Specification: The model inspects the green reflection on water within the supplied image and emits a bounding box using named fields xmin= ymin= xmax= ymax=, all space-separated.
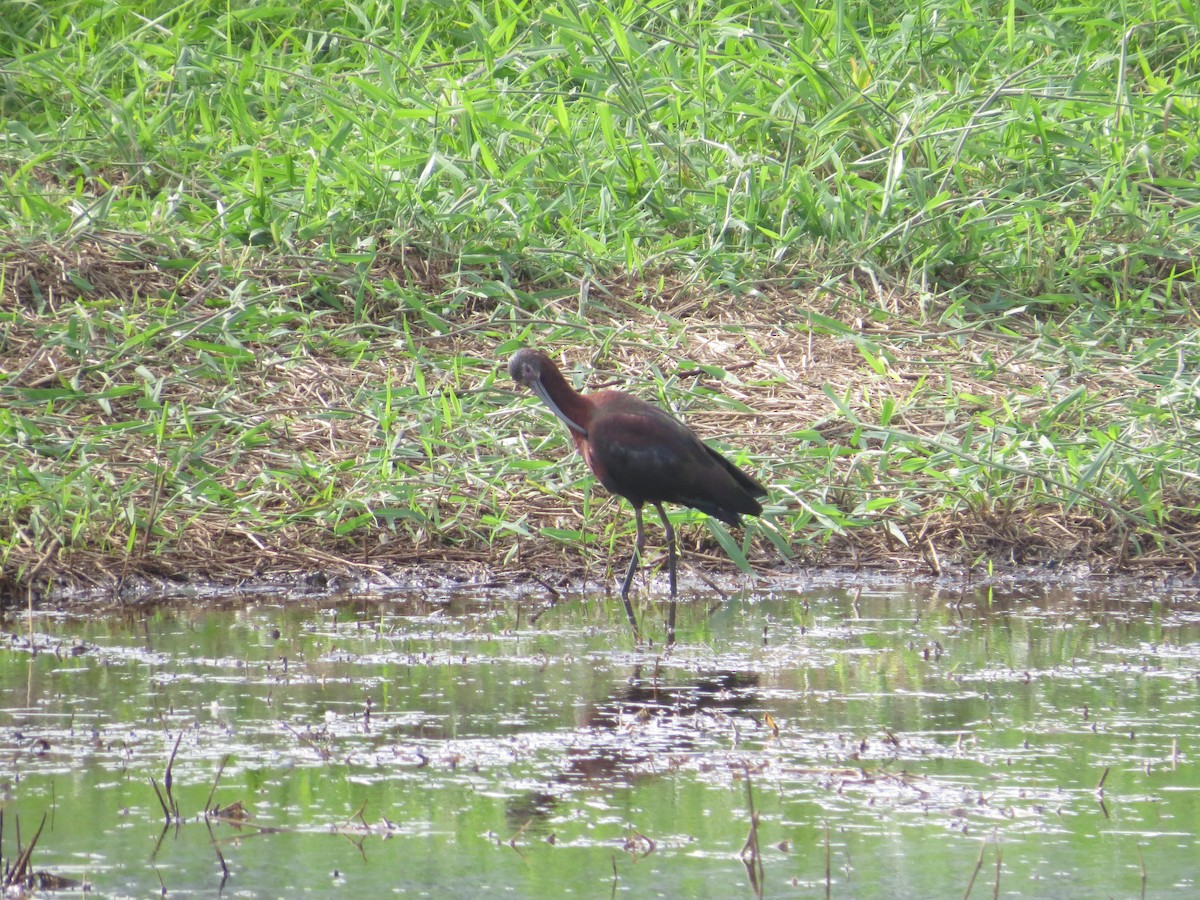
xmin=2 ymin=580 xmax=1199 ymax=898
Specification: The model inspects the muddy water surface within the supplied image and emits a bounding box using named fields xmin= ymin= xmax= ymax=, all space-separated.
xmin=2 ymin=577 xmax=1199 ymax=898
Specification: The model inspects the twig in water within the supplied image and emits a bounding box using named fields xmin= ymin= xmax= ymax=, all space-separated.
xmin=693 ymin=567 xmax=729 ymax=601
xmin=4 ymin=813 xmax=47 ymax=889
xmin=347 ymin=800 xmax=369 ymax=828
xmin=163 ymin=730 xmax=184 ymax=819
xmin=824 ymin=822 xmax=831 ymax=900
xmin=205 ymin=818 xmax=230 ymax=893
xmin=739 ymin=767 xmax=764 ymax=900
xmin=963 ymin=838 xmax=987 ymax=899
xmin=525 ymin=570 xmax=562 ymax=601
xmin=508 ymin=818 xmax=533 ymax=859
xmin=621 ymin=831 xmax=656 ymax=860
xmin=150 ymin=777 xmax=171 ymax=820
xmin=204 ymin=754 xmax=231 ymax=814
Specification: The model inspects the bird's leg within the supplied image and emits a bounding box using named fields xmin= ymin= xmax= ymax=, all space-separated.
xmin=619 ymin=504 xmax=645 ymax=641
xmin=653 ymin=502 xmax=677 ymax=645
xmin=652 ymin=503 xmax=677 ymax=597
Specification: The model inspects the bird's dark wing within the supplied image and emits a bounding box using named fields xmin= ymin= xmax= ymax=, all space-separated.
xmin=703 ymin=442 xmax=768 ymax=500
xmin=586 ymin=398 xmax=763 ymax=525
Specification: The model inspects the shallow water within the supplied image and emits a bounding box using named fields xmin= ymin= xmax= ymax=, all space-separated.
xmin=2 ymin=576 xmax=1199 ymax=898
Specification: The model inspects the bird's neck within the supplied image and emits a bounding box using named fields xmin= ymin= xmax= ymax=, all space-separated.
xmin=540 ymin=364 xmax=593 ymax=431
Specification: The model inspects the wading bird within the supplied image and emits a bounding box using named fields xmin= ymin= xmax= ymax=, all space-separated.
xmin=508 ymin=348 xmax=766 ymax=643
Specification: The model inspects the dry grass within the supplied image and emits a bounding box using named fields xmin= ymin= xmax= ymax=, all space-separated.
xmin=3 ymin=238 xmax=1198 ymax=604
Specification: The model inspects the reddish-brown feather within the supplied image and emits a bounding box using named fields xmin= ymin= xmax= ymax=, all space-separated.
xmin=509 ymin=347 xmax=767 ymax=643
xmin=508 ymin=349 xmax=765 ymax=521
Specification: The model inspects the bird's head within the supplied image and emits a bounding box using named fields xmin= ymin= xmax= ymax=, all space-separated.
xmin=508 ymin=348 xmax=550 ymax=387
xmin=508 ymin=348 xmax=588 ymax=436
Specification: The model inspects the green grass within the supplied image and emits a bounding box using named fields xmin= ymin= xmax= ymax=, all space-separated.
xmin=2 ymin=0 xmax=1199 ymax=600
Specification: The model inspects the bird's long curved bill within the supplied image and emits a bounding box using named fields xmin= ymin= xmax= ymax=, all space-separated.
xmin=530 ymin=381 xmax=587 ymax=436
